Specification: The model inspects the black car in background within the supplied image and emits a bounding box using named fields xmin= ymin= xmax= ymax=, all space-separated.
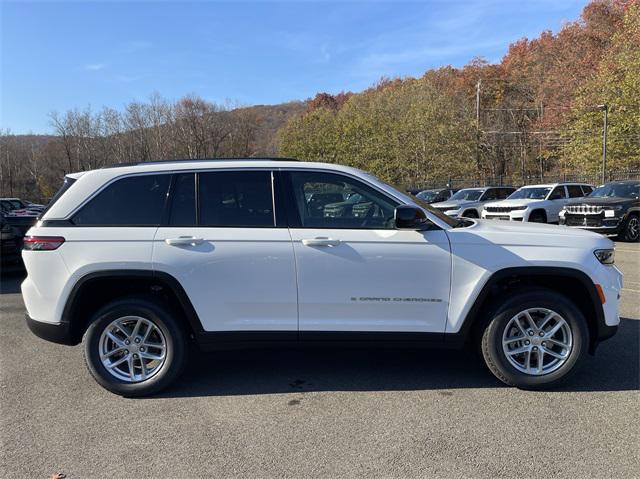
xmin=560 ymin=180 xmax=640 ymax=241
xmin=414 ymin=188 xmax=458 ymax=204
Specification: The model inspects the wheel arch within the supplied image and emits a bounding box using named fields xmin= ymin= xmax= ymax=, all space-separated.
xmin=528 ymin=209 xmax=548 ymax=222
xmin=62 ymin=270 xmax=203 ymax=345
xmin=459 ymin=267 xmax=606 ymax=354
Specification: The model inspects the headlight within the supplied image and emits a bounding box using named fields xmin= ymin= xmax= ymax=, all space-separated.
xmin=510 ymin=206 xmax=528 ymax=211
xmin=594 ymin=249 xmax=615 ymax=264
xmin=445 ymin=209 xmax=460 ymax=215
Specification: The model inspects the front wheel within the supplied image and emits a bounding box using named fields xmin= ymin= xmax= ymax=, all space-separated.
xmin=480 ymin=290 xmax=588 ymax=389
xmin=83 ymin=297 xmax=187 ymax=397
xmin=619 ymin=214 xmax=639 ymax=242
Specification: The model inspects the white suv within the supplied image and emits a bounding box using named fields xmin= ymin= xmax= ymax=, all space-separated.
xmin=482 ymin=183 xmax=593 ymax=223
xmin=22 ymin=160 xmax=622 ymax=396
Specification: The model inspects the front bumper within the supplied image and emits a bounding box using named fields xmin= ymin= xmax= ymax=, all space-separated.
xmin=560 ymin=213 xmax=624 ymax=234
xmin=25 ymin=314 xmax=75 ymax=346
xmin=481 ymin=211 xmax=526 ymax=221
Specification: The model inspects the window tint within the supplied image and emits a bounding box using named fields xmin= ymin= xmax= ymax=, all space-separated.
xmin=499 ymin=188 xmax=515 ymax=199
xmin=170 ymin=173 xmax=196 ymax=225
xmin=481 ymin=189 xmax=499 ymax=201
xmin=289 ymin=171 xmax=398 ymax=229
xmin=581 ymin=185 xmax=594 ymax=195
xmin=73 ymin=174 xmax=170 ymax=226
xmin=199 ymin=171 xmax=274 ymax=227
xmin=548 ymin=186 xmax=566 ymax=200
xmin=567 ymin=185 xmax=584 ymax=198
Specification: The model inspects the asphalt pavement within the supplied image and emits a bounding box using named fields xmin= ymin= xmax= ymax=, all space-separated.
xmin=1 ymin=242 xmax=638 ymax=478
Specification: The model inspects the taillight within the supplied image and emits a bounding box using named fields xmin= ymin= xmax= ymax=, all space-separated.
xmin=23 ymin=236 xmax=65 ymax=251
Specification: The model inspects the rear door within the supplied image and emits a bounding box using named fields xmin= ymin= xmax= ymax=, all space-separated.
xmin=152 ymin=170 xmax=297 ymax=334
xmin=283 ymin=169 xmax=451 ymax=335
xmin=546 ymin=186 xmax=569 ymax=222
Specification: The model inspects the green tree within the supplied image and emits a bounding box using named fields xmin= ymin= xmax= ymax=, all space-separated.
xmin=563 ymin=2 xmax=640 ymax=173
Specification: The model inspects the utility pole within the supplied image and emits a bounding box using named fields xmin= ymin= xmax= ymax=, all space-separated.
xmin=475 ymin=80 xmax=481 ymax=175
xmin=597 ymin=104 xmax=608 ymax=184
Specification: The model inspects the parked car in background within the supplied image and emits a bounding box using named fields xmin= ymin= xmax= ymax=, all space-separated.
xmin=559 ymin=180 xmax=640 ymax=242
xmin=0 ymin=197 xmax=45 ymax=214
xmin=0 ymin=217 xmax=22 ymax=266
xmin=415 ymin=188 xmax=458 ymax=204
xmin=482 ymin=183 xmax=593 ymax=223
xmin=431 ymin=186 xmax=516 ymax=218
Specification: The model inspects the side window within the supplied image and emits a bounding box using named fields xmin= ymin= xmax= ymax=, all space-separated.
xmin=567 ymin=185 xmax=584 ymax=198
xmin=289 ymin=171 xmax=398 ymax=229
xmin=199 ymin=171 xmax=274 ymax=227
xmin=548 ymin=186 xmax=566 ymax=200
xmin=169 ymin=173 xmax=196 ymax=225
xmin=581 ymin=185 xmax=594 ymax=195
xmin=499 ymin=188 xmax=515 ymax=199
xmin=482 ymin=189 xmax=498 ymax=201
xmin=73 ymin=174 xmax=170 ymax=226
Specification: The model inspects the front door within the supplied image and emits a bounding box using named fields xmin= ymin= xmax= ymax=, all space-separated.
xmin=153 ymin=170 xmax=297 ymax=333
xmin=283 ymin=170 xmax=451 ymax=335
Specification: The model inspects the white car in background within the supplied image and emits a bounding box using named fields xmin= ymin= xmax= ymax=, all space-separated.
xmin=482 ymin=183 xmax=594 ymax=223
xmin=431 ymin=186 xmax=516 ymax=218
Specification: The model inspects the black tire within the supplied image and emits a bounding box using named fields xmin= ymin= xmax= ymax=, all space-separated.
xmin=480 ymin=289 xmax=588 ymax=390
xmin=461 ymin=209 xmax=479 ymax=218
xmin=618 ymin=214 xmax=639 ymax=242
xmin=83 ymin=296 xmax=187 ymax=397
xmin=528 ymin=210 xmax=547 ymax=223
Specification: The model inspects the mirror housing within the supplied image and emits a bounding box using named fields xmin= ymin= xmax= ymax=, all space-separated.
xmin=394 ymin=205 xmax=431 ymax=230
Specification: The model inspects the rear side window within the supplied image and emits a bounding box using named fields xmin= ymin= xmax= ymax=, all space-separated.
xmin=198 ymin=171 xmax=274 ymax=227
xmin=73 ymin=174 xmax=170 ymax=226
xmin=548 ymin=186 xmax=566 ymax=200
xmin=581 ymin=185 xmax=594 ymax=195
xmin=567 ymin=185 xmax=584 ymax=198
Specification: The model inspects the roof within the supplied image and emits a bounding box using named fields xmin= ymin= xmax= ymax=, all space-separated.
xmin=519 ymin=182 xmax=591 ymax=188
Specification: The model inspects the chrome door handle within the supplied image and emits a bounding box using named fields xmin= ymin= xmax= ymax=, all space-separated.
xmin=301 ymin=237 xmax=341 ymax=247
xmin=165 ymin=236 xmax=204 ymax=246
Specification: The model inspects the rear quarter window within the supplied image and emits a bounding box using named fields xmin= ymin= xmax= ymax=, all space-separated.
xmin=72 ymin=174 xmax=170 ymax=226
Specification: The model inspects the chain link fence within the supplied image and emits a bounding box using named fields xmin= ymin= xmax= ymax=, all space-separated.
xmin=409 ymin=169 xmax=640 ymax=191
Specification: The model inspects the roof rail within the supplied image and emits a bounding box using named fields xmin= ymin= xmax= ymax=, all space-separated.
xmin=101 ymin=157 xmax=300 ymax=169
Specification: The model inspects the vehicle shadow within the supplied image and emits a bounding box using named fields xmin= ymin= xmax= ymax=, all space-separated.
xmin=0 ymin=270 xmax=25 ymax=294
xmin=157 ymin=317 xmax=639 ymax=399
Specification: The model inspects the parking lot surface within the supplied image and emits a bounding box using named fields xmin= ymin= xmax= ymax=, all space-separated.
xmin=1 ymin=242 xmax=638 ymax=478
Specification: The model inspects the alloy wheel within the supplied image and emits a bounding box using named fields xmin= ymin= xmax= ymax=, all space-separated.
xmin=501 ymin=308 xmax=572 ymax=376
xmin=98 ymin=316 xmax=167 ymax=382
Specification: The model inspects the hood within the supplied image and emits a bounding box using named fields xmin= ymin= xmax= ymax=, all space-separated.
xmin=431 ymin=200 xmax=474 ymax=209
xmin=565 ymin=197 xmax=633 ymax=207
xmin=450 ymin=218 xmax=612 ymax=249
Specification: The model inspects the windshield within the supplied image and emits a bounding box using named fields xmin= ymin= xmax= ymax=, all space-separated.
xmin=508 ymin=187 xmax=551 ymax=200
xmin=416 ymin=190 xmax=438 ymax=201
xmin=589 ymin=183 xmax=639 ymax=199
xmin=450 ymin=189 xmax=483 ymax=201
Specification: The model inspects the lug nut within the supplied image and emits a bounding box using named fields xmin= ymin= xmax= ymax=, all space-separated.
xmin=124 ymin=350 xmax=129 ymax=354
xmin=528 ymin=330 xmax=534 ymax=336
xmin=525 ymin=340 xmax=530 ymax=345
xmin=539 ymin=331 xmax=545 ymax=337
xmin=532 ymin=347 xmax=538 ymax=351
xmin=542 ymin=342 xmax=546 ymax=347
xmin=139 ymin=347 xmax=145 ymax=352
xmin=133 ymin=354 xmax=138 ymax=358
xmin=125 ymin=339 xmax=130 ymax=345
xmin=134 ymin=338 xmax=140 ymax=343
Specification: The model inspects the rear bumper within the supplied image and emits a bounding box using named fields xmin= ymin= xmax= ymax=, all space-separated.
xmin=25 ymin=314 xmax=75 ymax=346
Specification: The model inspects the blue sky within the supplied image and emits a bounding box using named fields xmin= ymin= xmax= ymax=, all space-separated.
xmin=1 ymin=0 xmax=588 ymax=134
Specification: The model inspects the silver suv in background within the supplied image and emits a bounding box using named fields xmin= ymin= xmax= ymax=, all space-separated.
xmin=431 ymin=186 xmax=515 ymax=218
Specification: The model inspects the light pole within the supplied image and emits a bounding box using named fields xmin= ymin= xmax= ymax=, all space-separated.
xmin=597 ymin=104 xmax=608 ymax=184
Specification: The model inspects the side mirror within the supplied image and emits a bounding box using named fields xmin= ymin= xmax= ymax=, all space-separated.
xmin=395 ymin=205 xmax=431 ymax=230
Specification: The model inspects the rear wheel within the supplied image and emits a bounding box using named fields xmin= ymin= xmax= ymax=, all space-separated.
xmin=461 ymin=210 xmax=479 ymax=218
xmin=480 ymin=290 xmax=588 ymax=389
xmin=619 ymin=214 xmax=639 ymax=242
xmin=83 ymin=297 xmax=187 ymax=397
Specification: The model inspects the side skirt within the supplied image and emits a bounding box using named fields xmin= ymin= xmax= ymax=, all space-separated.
xmin=194 ymin=331 xmax=466 ymax=351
